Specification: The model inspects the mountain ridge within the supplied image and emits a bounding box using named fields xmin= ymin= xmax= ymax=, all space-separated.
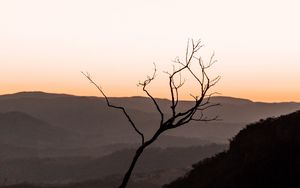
xmin=1 ymin=91 xmax=299 ymax=144
xmin=0 ymin=91 xmax=292 ymax=103
xmin=165 ymin=110 xmax=300 ymax=188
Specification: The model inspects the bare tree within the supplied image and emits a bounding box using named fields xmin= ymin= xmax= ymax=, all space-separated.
xmin=82 ymin=39 xmax=220 ymax=188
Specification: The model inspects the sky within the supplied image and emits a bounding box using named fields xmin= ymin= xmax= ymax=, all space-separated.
xmin=0 ymin=0 xmax=300 ymax=102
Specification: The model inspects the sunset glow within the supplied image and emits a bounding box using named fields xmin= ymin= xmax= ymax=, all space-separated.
xmin=1 ymin=0 xmax=300 ymax=102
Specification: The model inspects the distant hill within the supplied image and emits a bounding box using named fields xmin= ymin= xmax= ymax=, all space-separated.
xmin=0 ymin=111 xmax=73 ymax=148
xmin=0 ymin=111 xmax=125 ymax=159
xmin=0 ymin=92 xmax=162 ymax=143
xmin=1 ymin=92 xmax=300 ymax=187
xmin=206 ymin=96 xmax=253 ymax=104
xmin=0 ymin=144 xmax=226 ymax=184
xmin=0 ymin=110 xmax=212 ymax=159
xmin=165 ymin=110 xmax=300 ymax=188
xmin=0 ymin=91 xmax=299 ymax=144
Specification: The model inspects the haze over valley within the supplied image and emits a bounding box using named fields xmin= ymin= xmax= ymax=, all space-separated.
xmin=0 ymin=91 xmax=299 ymax=187
xmin=1 ymin=1 xmax=300 ymax=187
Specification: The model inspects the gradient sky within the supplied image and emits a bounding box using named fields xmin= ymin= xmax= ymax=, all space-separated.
xmin=1 ymin=0 xmax=300 ymax=102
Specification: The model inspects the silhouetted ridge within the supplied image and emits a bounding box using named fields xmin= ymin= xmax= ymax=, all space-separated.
xmin=0 ymin=91 xmax=254 ymax=104
xmin=0 ymin=91 xmax=77 ymax=99
xmin=165 ymin=110 xmax=300 ymax=188
xmin=1 ymin=91 xmax=300 ymax=146
xmin=207 ymin=96 xmax=253 ymax=104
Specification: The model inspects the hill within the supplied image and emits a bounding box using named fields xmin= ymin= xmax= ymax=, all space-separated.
xmin=165 ymin=110 xmax=300 ymax=188
xmin=1 ymin=91 xmax=300 ymax=143
xmin=0 ymin=110 xmax=213 ymax=159
xmin=0 ymin=111 xmax=74 ymax=148
xmin=0 ymin=144 xmax=226 ymax=184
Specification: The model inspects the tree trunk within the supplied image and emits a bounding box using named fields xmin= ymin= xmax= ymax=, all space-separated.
xmin=118 ymin=146 xmax=145 ymax=188
xmin=118 ymin=128 xmax=164 ymax=188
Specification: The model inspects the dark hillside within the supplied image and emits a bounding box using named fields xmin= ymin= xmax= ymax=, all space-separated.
xmin=165 ymin=110 xmax=300 ymax=188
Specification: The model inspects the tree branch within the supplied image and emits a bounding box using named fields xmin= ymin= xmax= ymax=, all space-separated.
xmin=81 ymin=72 xmax=145 ymax=145
xmin=137 ymin=63 xmax=164 ymax=126
xmin=82 ymin=39 xmax=220 ymax=188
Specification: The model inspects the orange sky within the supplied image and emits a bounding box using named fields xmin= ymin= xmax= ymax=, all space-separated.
xmin=1 ymin=0 xmax=300 ymax=102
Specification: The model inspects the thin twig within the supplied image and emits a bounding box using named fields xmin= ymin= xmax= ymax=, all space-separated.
xmin=81 ymin=72 xmax=145 ymax=145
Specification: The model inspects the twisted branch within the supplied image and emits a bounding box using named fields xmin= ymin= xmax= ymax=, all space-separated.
xmin=82 ymin=39 xmax=220 ymax=188
xmin=81 ymin=72 xmax=145 ymax=145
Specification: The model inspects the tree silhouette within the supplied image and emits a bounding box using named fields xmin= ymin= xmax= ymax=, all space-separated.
xmin=82 ymin=39 xmax=220 ymax=188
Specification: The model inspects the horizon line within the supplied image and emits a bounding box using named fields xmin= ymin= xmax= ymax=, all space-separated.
xmin=1 ymin=90 xmax=299 ymax=104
